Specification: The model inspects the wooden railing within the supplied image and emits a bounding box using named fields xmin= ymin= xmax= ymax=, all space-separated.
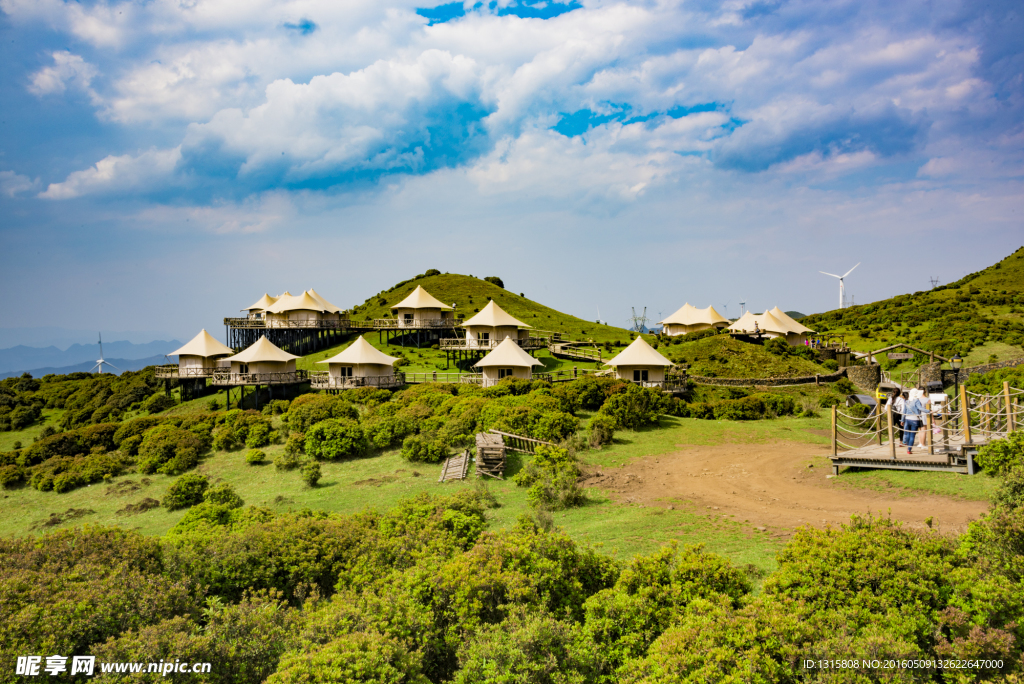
xmin=624 ymin=376 xmax=688 ymax=390
xmin=309 ymin=372 xmax=406 ymax=389
xmin=210 ymin=370 xmax=308 ymax=385
xmin=402 ymin=372 xmax=483 ymax=384
xmin=487 ymin=429 xmax=556 ymax=455
xmin=549 ymin=343 xmax=602 ymax=362
xmin=439 ymin=336 xmax=548 ymax=350
xmin=373 ymin=318 xmax=455 ymax=329
xmin=154 ymin=365 xmax=221 ymax=379
xmin=223 ymin=317 xmax=355 ymax=330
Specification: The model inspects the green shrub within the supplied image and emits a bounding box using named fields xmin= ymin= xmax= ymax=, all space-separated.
xmin=991 ymin=465 xmax=1024 ymax=511
xmin=513 ymin=445 xmax=584 ymax=511
xmin=598 ymin=384 xmax=664 ymax=429
xmin=162 ymin=473 xmax=209 ymax=510
xmin=275 ymin=451 xmax=301 ymax=471
xmin=301 ymin=460 xmax=322 ymax=487
xmin=286 ymin=394 xmax=358 ymax=434
xmin=305 ymin=419 xmax=369 ymax=461
xmin=687 ymin=402 xmax=714 ymax=419
xmin=712 ymin=396 xmax=765 ymax=420
xmin=245 ymin=448 xmax=266 ymax=465
xmin=23 ymin=423 xmax=119 ymax=466
xmin=533 ymin=411 xmax=579 ymax=443
xmin=977 ymin=430 xmax=1024 ymax=475
xmin=203 ymin=482 xmax=244 ymax=509
xmin=267 ymin=632 xmax=429 ymax=684
xmin=9 ymin=404 xmax=41 ymax=430
xmin=29 ymin=451 xmax=130 ymax=493
xmin=0 ymin=463 xmax=24 ymax=487
xmin=833 ymin=377 xmax=857 ymax=394
xmin=756 ymin=393 xmax=796 ymax=417
xmin=818 ymin=394 xmax=841 ymax=408
xmin=262 ymin=399 xmax=291 ymax=415
xmin=822 ymin=359 xmax=839 ymax=371
xmin=137 ymin=424 xmax=205 ymax=475
xmin=212 ymin=410 xmax=273 ymax=451
xmin=245 ymin=421 xmax=271 ymax=448
xmin=588 ymin=414 xmax=616 ymax=447
xmin=141 ymin=392 xmax=175 ymax=414
xmin=401 ymin=434 xmax=449 ymax=463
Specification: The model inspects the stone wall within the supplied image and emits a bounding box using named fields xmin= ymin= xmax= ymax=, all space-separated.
xmin=940 ymin=356 xmax=1024 ymax=387
xmin=688 ymin=370 xmax=847 ymax=388
xmin=844 ymin=364 xmax=881 ymax=391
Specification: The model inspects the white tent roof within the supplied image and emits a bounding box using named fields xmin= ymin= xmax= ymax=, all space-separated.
xmin=168 ymin=329 xmax=234 ymax=358
xmin=226 ymin=336 xmax=300 ymax=364
xmin=474 ymin=337 xmax=546 ymax=368
xmin=462 ymin=300 xmax=531 ymax=329
xmin=660 ymin=303 xmax=729 ymax=326
xmin=242 ymin=293 xmax=278 ymax=313
xmin=768 ymin=307 xmax=815 ymax=334
xmin=605 ymin=337 xmax=672 ymax=367
xmin=265 ymin=291 xmax=330 ymax=314
xmin=317 ymin=336 xmax=399 ymax=366
xmin=727 ymin=310 xmax=793 ymax=336
xmin=391 ymin=285 xmax=453 ymax=311
xmin=306 ymin=288 xmax=342 ymax=314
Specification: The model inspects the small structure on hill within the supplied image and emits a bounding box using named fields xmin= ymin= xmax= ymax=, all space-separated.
xmin=728 ymin=308 xmax=815 ymax=345
xmin=157 ymin=329 xmax=234 ymax=400
xmin=659 ymin=303 xmax=729 ymax=336
xmin=388 ymin=286 xmax=454 ymax=329
xmin=441 ymin=300 xmax=546 ymax=365
xmin=312 ymin=336 xmax=405 ymax=391
xmin=473 ymin=337 xmax=546 ymax=387
xmin=243 ymin=293 xmax=280 ymax=320
xmin=604 ymin=337 xmax=674 ymax=386
xmin=214 ymin=336 xmax=306 ymax=407
xmin=264 ymin=290 xmax=345 ymax=328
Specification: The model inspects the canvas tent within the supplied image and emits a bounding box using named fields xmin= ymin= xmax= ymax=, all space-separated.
xmin=224 ymin=336 xmax=300 ymax=376
xmin=461 ymin=301 xmax=531 ymax=349
xmin=316 ymin=335 xmax=400 ymax=387
xmin=473 ymin=337 xmax=545 ymax=387
xmin=168 ymin=329 xmax=234 ymax=376
xmin=242 ymin=294 xmax=279 ymax=318
xmin=659 ymin=303 xmax=730 ymax=336
xmin=263 ymin=291 xmax=341 ymax=327
xmin=604 ymin=337 xmax=673 ymax=384
xmin=390 ymin=285 xmax=455 ymax=328
xmin=727 ymin=308 xmax=814 ymax=345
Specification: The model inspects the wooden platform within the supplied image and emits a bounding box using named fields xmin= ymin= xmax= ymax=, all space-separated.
xmin=438 ymin=450 xmax=471 ymax=482
xmin=475 ymin=432 xmax=506 ymax=479
xmin=831 ymin=435 xmax=980 ymax=476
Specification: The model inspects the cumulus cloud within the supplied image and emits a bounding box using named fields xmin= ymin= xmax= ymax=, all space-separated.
xmin=0 ymin=170 xmax=40 ymax=197
xmin=28 ymin=51 xmax=98 ymax=97
xmin=39 ymin=147 xmax=182 ymax=200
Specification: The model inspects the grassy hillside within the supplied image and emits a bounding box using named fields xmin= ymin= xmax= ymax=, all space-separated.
xmin=803 ymin=247 xmax=1024 ymax=363
xmin=657 ymin=335 xmax=831 ymax=378
xmin=349 ymin=271 xmax=634 ymax=344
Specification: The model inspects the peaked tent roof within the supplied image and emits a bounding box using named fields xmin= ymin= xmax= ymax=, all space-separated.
xmin=727 ymin=310 xmax=791 ymax=336
xmin=768 ymin=307 xmax=815 ymax=334
xmin=265 ymin=291 xmax=330 ymax=314
xmin=306 ymin=288 xmax=342 ymax=314
xmin=317 ymin=336 xmax=399 ymax=366
xmin=605 ymin=337 xmax=672 ymax=367
xmin=391 ymin=285 xmax=453 ymax=311
xmin=243 ymin=293 xmax=278 ymax=312
xmin=168 ymin=329 xmax=234 ymax=358
xmin=660 ymin=303 xmax=729 ymax=326
xmin=226 ymin=336 xmax=300 ymax=364
xmin=462 ymin=300 xmax=531 ymax=329
xmin=474 ymin=337 xmax=546 ymax=368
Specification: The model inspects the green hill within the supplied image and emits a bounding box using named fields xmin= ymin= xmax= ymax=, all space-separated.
xmin=803 ymin=247 xmax=1024 ymax=363
xmin=348 ymin=271 xmax=633 ymax=343
xmin=658 ymin=334 xmax=830 ymax=378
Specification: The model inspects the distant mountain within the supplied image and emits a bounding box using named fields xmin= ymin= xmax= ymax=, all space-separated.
xmin=0 ymin=355 xmax=171 ymax=380
xmin=0 ymin=340 xmax=181 ymax=375
xmin=0 ymin=327 xmax=180 ymax=349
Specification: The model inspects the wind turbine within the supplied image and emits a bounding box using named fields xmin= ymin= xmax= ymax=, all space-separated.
xmin=820 ymin=263 xmax=860 ymax=309
xmin=738 ymin=300 xmax=747 ymax=317
xmin=91 ymin=333 xmax=119 ymax=374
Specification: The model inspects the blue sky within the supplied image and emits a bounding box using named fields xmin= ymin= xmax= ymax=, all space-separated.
xmin=0 ymin=0 xmax=1021 ymax=344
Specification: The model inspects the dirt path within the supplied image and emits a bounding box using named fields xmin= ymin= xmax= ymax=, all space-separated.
xmin=581 ymin=441 xmax=988 ymax=538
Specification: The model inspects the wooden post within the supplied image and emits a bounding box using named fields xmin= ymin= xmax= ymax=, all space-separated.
xmin=887 ymin=402 xmax=896 ymax=460
xmin=1005 ymin=381 xmax=1015 ymax=433
xmin=831 ymin=405 xmax=838 ymax=457
xmin=961 ymin=385 xmax=972 ymax=445
xmin=942 ymin=405 xmax=949 ymax=452
xmin=875 ymin=399 xmax=882 ymax=445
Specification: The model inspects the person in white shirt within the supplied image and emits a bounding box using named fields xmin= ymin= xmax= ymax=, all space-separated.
xmin=885 ymin=388 xmax=905 ymax=446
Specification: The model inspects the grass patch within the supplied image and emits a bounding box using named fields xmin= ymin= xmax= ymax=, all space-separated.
xmin=661 ymin=335 xmax=829 ymax=378
xmin=0 ymin=409 xmax=64 ymax=451
xmin=836 ymin=468 xmax=1000 ymax=501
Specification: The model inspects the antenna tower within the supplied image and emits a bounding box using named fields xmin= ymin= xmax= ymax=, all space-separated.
xmin=929 ymin=276 xmax=940 ymax=289
xmin=629 ymin=307 xmax=649 ymax=333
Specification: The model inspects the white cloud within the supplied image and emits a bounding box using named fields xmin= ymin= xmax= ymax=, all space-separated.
xmin=28 ymin=51 xmax=98 ymax=97
xmin=39 ymin=147 xmax=182 ymax=199
xmin=0 ymin=170 xmax=40 ymax=197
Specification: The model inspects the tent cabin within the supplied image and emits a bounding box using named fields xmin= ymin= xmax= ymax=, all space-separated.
xmin=218 ymin=336 xmax=301 ymax=384
xmin=659 ymin=303 xmax=729 ymax=336
xmin=263 ymin=290 xmax=344 ymax=328
xmin=313 ymin=336 xmax=403 ymax=390
xmin=460 ymin=301 xmax=532 ymax=349
xmin=473 ymin=337 xmax=546 ymax=387
xmin=390 ymin=286 xmax=454 ymax=328
xmin=604 ymin=337 xmax=673 ymax=385
xmin=242 ymin=294 xmax=279 ymax=320
xmin=727 ymin=308 xmax=814 ymax=345
xmin=164 ymin=329 xmax=234 ymax=378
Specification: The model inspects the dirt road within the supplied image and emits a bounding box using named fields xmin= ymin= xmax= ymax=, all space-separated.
xmin=581 ymin=441 xmax=988 ymax=537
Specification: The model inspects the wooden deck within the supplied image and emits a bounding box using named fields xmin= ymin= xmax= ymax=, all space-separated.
xmin=223 ymin=317 xmax=358 ymax=330
xmin=830 ymin=436 xmax=979 ymax=475
xmin=309 ymin=372 xmax=406 ymax=390
xmin=439 ymin=336 xmax=548 ymax=351
xmin=154 ymin=365 xmax=220 ymax=379
xmin=210 ymin=370 xmax=308 ymax=386
xmin=549 ymin=342 xmax=602 ymax=362
xmin=438 ymin=450 xmax=471 ymax=482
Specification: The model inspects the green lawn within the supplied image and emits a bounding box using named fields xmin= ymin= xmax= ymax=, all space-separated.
xmin=0 ymin=409 xmax=64 ymax=451
xmin=835 ymin=468 xmax=1001 ymax=501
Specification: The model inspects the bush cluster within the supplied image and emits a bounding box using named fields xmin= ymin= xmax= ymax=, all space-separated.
xmin=513 ymin=445 xmax=585 ymax=511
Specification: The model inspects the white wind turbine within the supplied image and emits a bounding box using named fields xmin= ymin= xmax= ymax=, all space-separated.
xmin=820 ymin=263 xmax=860 ymax=309
xmin=91 ymin=333 xmax=119 ymax=374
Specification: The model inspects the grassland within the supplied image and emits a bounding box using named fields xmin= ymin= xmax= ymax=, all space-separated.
xmin=835 ymin=468 xmax=1000 ymax=501
xmin=657 ymin=334 xmax=830 ymax=378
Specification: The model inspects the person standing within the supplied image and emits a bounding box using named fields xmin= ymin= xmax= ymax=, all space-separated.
xmin=886 ymin=388 xmax=905 ymax=446
xmin=903 ymin=388 xmax=925 ymax=454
